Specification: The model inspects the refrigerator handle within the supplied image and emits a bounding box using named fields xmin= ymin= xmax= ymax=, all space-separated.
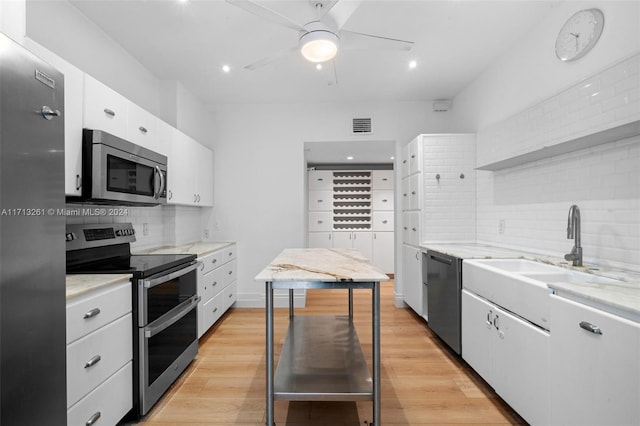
xmin=40 ymin=106 xmax=61 ymax=120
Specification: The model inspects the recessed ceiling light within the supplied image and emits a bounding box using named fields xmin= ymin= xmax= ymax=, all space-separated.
xmin=347 ymin=156 xmax=354 ymax=160
xmin=390 ymin=156 xmax=395 ymax=160
xmin=316 ymin=63 xmax=323 ymax=70
xmin=222 ymin=65 xmax=231 ymax=73
xmin=409 ymin=60 xmax=417 ymax=69
xmin=177 ymin=0 xmax=188 ymax=3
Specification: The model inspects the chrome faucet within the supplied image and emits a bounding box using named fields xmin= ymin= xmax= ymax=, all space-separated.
xmin=564 ymin=204 xmax=582 ymax=266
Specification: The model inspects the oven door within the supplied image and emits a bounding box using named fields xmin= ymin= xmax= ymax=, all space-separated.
xmin=138 ymin=295 xmax=200 ymax=415
xmin=138 ymin=262 xmax=198 ymax=327
xmin=90 ymin=140 xmax=167 ymax=206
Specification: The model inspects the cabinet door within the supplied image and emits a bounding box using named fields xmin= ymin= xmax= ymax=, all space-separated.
xmin=550 ymin=295 xmax=640 ymax=426
xmin=167 ymin=129 xmax=197 ymax=205
xmin=400 ymin=143 xmax=410 ymax=178
xmin=402 ymin=244 xmax=422 ymax=315
xmin=308 ymin=190 xmax=333 ymax=211
xmin=83 ymin=74 xmax=127 ymax=138
xmin=308 ymin=232 xmax=332 ymax=248
xmin=372 ymin=190 xmax=393 ymax=211
xmin=461 ymin=290 xmax=494 ymax=382
xmin=373 ymin=232 xmax=394 ymax=273
xmin=308 ymin=170 xmax=333 ymax=190
xmin=332 ymin=232 xmax=352 ymax=249
xmin=352 ymin=231 xmax=372 ymax=260
xmin=126 ymin=102 xmax=158 ymax=152
xmin=372 ymin=170 xmax=393 ymax=190
xmin=372 ymin=211 xmax=394 ymax=231
xmin=401 ymin=178 xmax=410 ymax=211
xmin=492 ymin=305 xmax=550 ymax=426
xmin=408 ymin=137 xmax=421 ymax=175
xmin=408 ymin=173 xmax=421 ymax=210
xmin=308 ymin=212 xmax=332 ymax=232
xmin=196 ymin=143 xmax=214 ymax=206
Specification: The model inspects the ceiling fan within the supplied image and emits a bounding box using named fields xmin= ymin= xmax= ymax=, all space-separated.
xmin=226 ymin=0 xmax=414 ymax=84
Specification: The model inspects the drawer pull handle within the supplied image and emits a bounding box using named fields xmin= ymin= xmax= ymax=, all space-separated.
xmin=85 ymin=411 xmax=101 ymax=426
xmin=213 ymin=307 xmax=218 ymax=313
xmin=382 ymin=199 xmax=388 ymax=202
xmin=213 ymin=281 xmax=218 ymax=286
xmin=83 ymin=308 xmax=101 ymax=319
xmin=318 ymin=220 xmax=323 ymax=224
xmin=228 ymin=293 xmax=233 ymax=298
xmin=212 ymin=258 xmax=217 ymax=264
xmin=382 ymin=178 xmax=388 ymax=181
xmin=382 ymin=220 xmax=388 ymax=224
xmin=139 ymin=126 xmax=147 ymax=133
xmin=228 ymin=252 xmax=233 ymax=256
xmin=84 ymin=355 xmax=101 ymax=368
xmin=579 ymin=321 xmax=603 ymax=335
xmin=103 ymin=108 xmax=115 ymax=117
xmin=228 ymin=270 xmax=233 ymax=275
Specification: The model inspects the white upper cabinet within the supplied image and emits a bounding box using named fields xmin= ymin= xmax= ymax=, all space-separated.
xmin=83 ymin=74 xmax=128 ymax=138
xmin=167 ymin=128 xmax=213 ymax=207
xmin=308 ymin=170 xmax=333 ymax=190
xmin=126 ymin=101 xmax=159 ymax=152
xmin=372 ymin=170 xmax=393 ymax=190
xmin=24 ymin=39 xmax=84 ymax=196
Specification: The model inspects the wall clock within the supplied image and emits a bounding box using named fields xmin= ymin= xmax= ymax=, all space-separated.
xmin=555 ymin=8 xmax=605 ymax=62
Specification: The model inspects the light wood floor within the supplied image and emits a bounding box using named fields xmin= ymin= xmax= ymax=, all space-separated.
xmin=133 ymin=282 xmax=525 ymax=425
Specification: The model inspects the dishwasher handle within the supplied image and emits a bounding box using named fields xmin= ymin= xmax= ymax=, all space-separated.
xmin=429 ymin=254 xmax=453 ymax=265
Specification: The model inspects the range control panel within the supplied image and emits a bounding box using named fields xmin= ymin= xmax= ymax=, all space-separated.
xmin=65 ymin=222 xmax=136 ymax=251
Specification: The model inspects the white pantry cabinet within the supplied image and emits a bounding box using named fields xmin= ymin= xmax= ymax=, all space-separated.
xmin=66 ymin=280 xmax=132 ymax=426
xmin=197 ymin=244 xmax=237 ymax=337
xmin=461 ymin=290 xmax=549 ymax=426
xmin=550 ymin=295 xmax=640 ymax=425
xmin=332 ymin=231 xmax=373 ymax=260
xmin=167 ymin=129 xmax=214 ymax=206
xmin=24 ymin=38 xmax=84 ymax=196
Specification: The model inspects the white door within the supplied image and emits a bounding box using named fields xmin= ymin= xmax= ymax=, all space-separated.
xmin=402 ymin=244 xmax=422 ymax=315
xmin=373 ymin=232 xmax=394 ymax=273
xmin=308 ymin=232 xmax=332 ymax=248
xmin=352 ymin=231 xmax=372 ymax=260
xmin=461 ymin=290 xmax=494 ymax=382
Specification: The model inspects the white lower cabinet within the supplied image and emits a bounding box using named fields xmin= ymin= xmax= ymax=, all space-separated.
xmin=66 ymin=280 xmax=132 ymax=426
xmin=462 ymin=290 xmax=549 ymax=426
xmin=372 ymin=232 xmax=394 ymax=273
xmin=402 ymin=244 xmax=423 ymax=317
xmin=197 ymin=244 xmax=237 ymax=337
xmin=333 ymin=231 xmax=373 ymax=260
xmin=308 ymin=232 xmax=333 ymax=248
xmin=550 ymin=295 xmax=640 ymax=425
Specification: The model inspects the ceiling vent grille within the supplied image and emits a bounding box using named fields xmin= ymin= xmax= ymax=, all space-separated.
xmin=352 ymin=117 xmax=372 ymax=134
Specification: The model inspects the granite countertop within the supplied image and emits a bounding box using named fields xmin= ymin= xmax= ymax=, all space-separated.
xmin=255 ymin=248 xmax=390 ymax=283
xmin=66 ymin=274 xmax=132 ymax=300
xmin=422 ymin=242 xmax=640 ymax=321
xmin=138 ymin=241 xmax=234 ymax=257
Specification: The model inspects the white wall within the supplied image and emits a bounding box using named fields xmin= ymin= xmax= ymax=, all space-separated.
xmin=452 ymin=1 xmax=640 ymax=270
xmin=208 ymin=101 xmax=454 ymax=306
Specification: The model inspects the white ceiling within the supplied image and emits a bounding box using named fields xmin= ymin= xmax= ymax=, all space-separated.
xmin=68 ymin=0 xmax=559 ymax=106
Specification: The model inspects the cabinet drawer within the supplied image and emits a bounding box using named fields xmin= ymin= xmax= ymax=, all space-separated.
xmin=372 ymin=211 xmax=394 ymax=231
xmin=200 ymin=293 xmax=224 ymax=337
xmin=372 ymin=191 xmax=393 ymax=211
xmin=83 ymin=74 xmax=127 ymax=138
xmin=308 ymin=190 xmax=333 ymax=211
xmin=66 ymin=281 xmax=131 ymax=344
xmin=372 ymin=171 xmax=393 ymax=190
xmin=308 ymin=170 xmax=333 ymax=190
xmin=220 ymin=259 xmax=237 ymax=288
xmin=67 ymin=361 xmax=133 ymax=426
xmin=224 ymin=281 xmax=237 ymax=311
xmin=199 ymin=245 xmax=237 ymax=276
xmin=67 ymin=313 xmax=132 ymax=408
xmin=308 ymin=211 xmax=332 ymax=232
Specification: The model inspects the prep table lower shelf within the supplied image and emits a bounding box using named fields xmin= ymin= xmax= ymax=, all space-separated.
xmin=274 ymin=315 xmax=372 ymax=401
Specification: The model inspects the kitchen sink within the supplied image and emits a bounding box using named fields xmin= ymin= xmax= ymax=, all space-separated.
xmin=462 ymin=259 xmax=559 ymax=330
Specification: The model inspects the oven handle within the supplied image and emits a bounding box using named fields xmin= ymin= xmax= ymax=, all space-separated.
xmin=144 ymin=295 xmax=201 ymax=338
xmin=142 ymin=262 xmax=199 ymax=289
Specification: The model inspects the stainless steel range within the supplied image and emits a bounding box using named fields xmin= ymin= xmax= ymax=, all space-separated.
xmin=66 ymin=222 xmax=199 ymax=418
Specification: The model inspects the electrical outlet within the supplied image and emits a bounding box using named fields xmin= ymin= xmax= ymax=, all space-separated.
xmin=499 ymin=219 xmax=505 ymax=234
xmin=143 ymin=223 xmax=149 ymax=236
xmin=204 ymin=228 xmax=210 ymax=239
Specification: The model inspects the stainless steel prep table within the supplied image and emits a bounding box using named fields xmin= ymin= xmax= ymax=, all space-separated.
xmin=255 ymin=248 xmax=389 ymax=426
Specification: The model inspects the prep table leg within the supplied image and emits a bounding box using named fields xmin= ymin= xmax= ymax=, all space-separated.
xmin=266 ymin=282 xmax=274 ymax=426
xmin=373 ymin=281 xmax=381 ymax=425
xmin=348 ymin=288 xmax=353 ymax=320
xmin=289 ymin=289 xmax=294 ymax=319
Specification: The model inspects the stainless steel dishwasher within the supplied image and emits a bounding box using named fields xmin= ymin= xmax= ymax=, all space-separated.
xmin=426 ymin=250 xmax=462 ymax=354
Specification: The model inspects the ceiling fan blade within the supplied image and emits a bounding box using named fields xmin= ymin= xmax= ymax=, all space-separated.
xmin=340 ymin=29 xmax=414 ymax=51
xmin=227 ymin=0 xmax=306 ymax=32
xmin=326 ymin=0 xmax=362 ymax=30
xmin=244 ymin=45 xmax=299 ymax=70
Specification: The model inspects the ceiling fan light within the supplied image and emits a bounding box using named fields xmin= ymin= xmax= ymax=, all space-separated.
xmin=300 ymin=30 xmax=339 ymax=63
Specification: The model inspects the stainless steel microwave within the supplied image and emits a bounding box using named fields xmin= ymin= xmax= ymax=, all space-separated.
xmin=70 ymin=129 xmax=167 ymax=206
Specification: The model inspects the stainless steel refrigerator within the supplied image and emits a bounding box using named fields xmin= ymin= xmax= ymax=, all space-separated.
xmin=0 ymin=32 xmax=66 ymax=425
